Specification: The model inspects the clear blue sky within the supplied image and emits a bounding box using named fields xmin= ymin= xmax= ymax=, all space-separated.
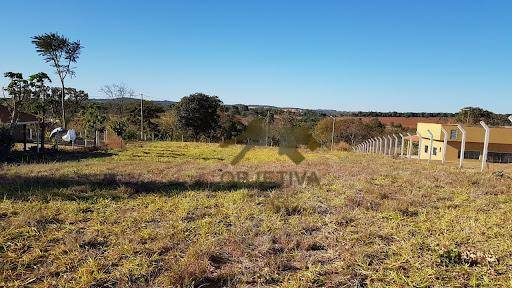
xmin=1 ymin=1 xmax=511 ymax=113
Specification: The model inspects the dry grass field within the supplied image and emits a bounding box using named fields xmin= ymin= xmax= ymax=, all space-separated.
xmin=1 ymin=142 xmax=512 ymax=287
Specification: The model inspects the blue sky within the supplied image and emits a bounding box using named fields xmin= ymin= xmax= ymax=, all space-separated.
xmin=0 ymin=1 xmax=511 ymax=113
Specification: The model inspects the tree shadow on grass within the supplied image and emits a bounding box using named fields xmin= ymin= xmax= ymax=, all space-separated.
xmin=2 ymin=149 xmax=115 ymax=164
xmin=0 ymin=173 xmax=281 ymax=201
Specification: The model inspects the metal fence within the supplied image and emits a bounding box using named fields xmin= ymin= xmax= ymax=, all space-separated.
xmin=353 ymin=117 xmax=512 ymax=172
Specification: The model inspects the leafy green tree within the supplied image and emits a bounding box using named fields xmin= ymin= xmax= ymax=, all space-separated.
xmin=65 ymin=88 xmax=89 ymax=123
xmin=297 ymin=110 xmax=323 ymax=130
xmin=110 ymin=119 xmax=129 ymax=138
xmin=28 ymin=72 xmax=52 ymax=152
xmin=126 ymin=100 xmax=165 ymax=137
xmin=335 ymin=118 xmax=367 ymax=145
xmin=174 ymin=93 xmax=222 ymax=141
xmin=32 ymin=32 xmax=82 ymax=129
xmin=3 ymin=72 xmax=30 ymax=125
xmin=122 ymin=128 xmax=139 ymax=141
xmin=83 ymin=104 xmax=107 ymax=132
xmin=312 ymin=117 xmax=333 ymax=146
xmin=152 ymin=110 xmax=179 ymax=140
xmin=455 ymin=107 xmax=509 ymax=126
xmin=366 ymin=117 xmax=386 ymax=137
xmin=219 ymin=114 xmax=246 ymax=141
xmin=313 ymin=117 xmax=386 ymax=147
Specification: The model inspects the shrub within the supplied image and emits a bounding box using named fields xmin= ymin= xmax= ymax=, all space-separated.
xmin=105 ymin=129 xmax=126 ymax=150
xmin=110 ymin=120 xmax=129 ymax=137
xmin=334 ymin=141 xmax=351 ymax=151
xmin=123 ymin=128 xmax=139 ymax=141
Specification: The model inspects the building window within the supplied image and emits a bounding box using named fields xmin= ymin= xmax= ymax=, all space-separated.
xmin=487 ymin=152 xmax=512 ymax=163
xmin=433 ymin=147 xmax=438 ymax=155
xmin=424 ymin=145 xmax=428 ymax=153
xmin=450 ymin=130 xmax=457 ymax=140
xmin=458 ymin=150 xmax=480 ymax=159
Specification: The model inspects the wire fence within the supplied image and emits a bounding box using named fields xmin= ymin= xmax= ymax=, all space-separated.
xmin=353 ymin=120 xmax=512 ymax=173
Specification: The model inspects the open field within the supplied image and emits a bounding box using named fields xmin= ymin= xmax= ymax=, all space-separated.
xmin=339 ymin=116 xmax=453 ymax=129
xmin=1 ymin=142 xmax=512 ymax=287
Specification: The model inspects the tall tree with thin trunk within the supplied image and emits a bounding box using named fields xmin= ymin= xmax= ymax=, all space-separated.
xmin=32 ymin=32 xmax=82 ymax=129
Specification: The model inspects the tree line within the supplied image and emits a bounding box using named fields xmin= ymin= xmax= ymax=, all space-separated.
xmin=2 ymin=32 xmax=510 ymax=158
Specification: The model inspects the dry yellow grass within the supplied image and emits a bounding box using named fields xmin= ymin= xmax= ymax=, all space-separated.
xmin=1 ymin=141 xmax=512 ymax=287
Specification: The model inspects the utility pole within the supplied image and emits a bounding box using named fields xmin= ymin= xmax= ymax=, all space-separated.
xmin=331 ymin=118 xmax=335 ymax=151
xmin=140 ymin=93 xmax=144 ymax=140
xmin=265 ymin=111 xmax=270 ymax=146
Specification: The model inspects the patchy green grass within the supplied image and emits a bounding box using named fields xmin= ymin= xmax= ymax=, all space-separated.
xmin=113 ymin=141 xmax=340 ymax=163
xmin=1 ymin=141 xmax=512 ymax=287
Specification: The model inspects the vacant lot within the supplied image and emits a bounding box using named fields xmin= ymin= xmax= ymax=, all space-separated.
xmin=1 ymin=142 xmax=512 ymax=287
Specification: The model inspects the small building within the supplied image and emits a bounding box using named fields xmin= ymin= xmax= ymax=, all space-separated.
xmin=0 ymin=105 xmax=40 ymax=147
xmin=416 ymin=123 xmax=512 ymax=163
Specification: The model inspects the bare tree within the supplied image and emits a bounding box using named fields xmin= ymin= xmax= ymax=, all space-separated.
xmin=99 ymin=83 xmax=134 ymax=118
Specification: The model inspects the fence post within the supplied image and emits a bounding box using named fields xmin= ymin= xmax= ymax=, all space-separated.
xmin=378 ymin=137 xmax=382 ymax=154
xmin=399 ymin=133 xmax=405 ymax=157
xmin=406 ymin=133 xmax=413 ymax=158
xmin=416 ymin=131 xmax=423 ymax=161
xmin=383 ymin=136 xmax=388 ymax=156
xmin=457 ymin=124 xmax=466 ymax=168
xmin=426 ymin=130 xmax=434 ymax=162
xmin=36 ymin=130 xmax=40 ymax=153
xmin=393 ymin=134 xmax=399 ymax=155
xmin=387 ymin=135 xmax=393 ymax=155
xmin=480 ymin=121 xmax=490 ymax=172
xmin=441 ymin=128 xmax=448 ymax=164
xmin=23 ymin=124 xmax=27 ymax=151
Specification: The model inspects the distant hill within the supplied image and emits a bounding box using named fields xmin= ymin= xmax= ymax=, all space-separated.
xmin=89 ymin=97 xmax=457 ymax=119
xmin=337 ymin=116 xmax=454 ymax=129
xmin=90 ymin=97 xmax=176 ymax=107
